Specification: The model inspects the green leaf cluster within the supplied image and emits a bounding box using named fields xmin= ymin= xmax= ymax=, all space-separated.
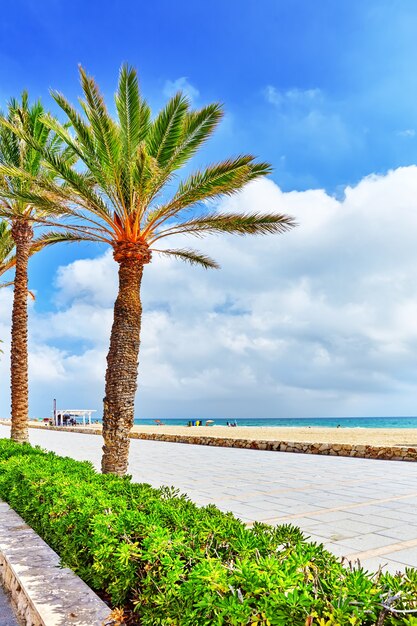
xmin=1 ymin=66 xmax=296 ymax=271
xmin=0 ymin=438 xmax=415 ymax=625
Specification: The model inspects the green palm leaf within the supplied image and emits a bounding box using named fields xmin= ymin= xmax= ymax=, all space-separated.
xmin=78 ymin=66 xmax=120 ymax=178
xmin=144 ymin=156 xmax=272 ymax=234
xmin=152 ymin=247 xmax=220 ymax=269
xmin=146 ymin=92 xmax=189 ymax=168
xmin=151 ymin=212 xmax=297 ymax=242
xmin=115 ymin=64 xmax=151 ymax=160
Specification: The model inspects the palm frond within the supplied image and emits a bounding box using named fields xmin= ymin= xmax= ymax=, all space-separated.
xmin=0 ymin=220 xmax=14 ymax=269
xmin=49 ymin=91 xmax=97 ymax=156
xmin=78 ymin=66 xmax=120 ymax=178
xmin=143 ymin=156 xmax=272 ymax=234
xmin=146 ymin=92 xmax=189 ymax=168
xmin=31 ymin=229 xmax=101 ymax=250
xmin=137 ymin=103 xmax=224 ymax=217
xmin=168 ymin=103 xmax=223 ymax=171
xmin=151 ymin=212 xmax=297 ymax=242
xmin=115 ymin=64 xmax=151 ymax=159
xmin=152 ymin=247 xmax=220 ymax=269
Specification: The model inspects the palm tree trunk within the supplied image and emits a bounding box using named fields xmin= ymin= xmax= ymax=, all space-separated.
xmin=102 ymin=256 xmax=144 ymax=475
xmin=10 ymin=220 xmax=33 ymax=443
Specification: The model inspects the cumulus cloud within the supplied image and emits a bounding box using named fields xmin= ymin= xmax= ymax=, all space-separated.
xmin=3 ymin=167 xmax=417 ymax=418
xmin=163 ymin=77 xmax=199 ymax=103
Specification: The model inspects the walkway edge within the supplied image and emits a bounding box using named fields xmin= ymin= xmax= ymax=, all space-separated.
xmin=0 ymin=501 xmax=112 ymax=626
xmin=7 ymin=422 xmax=417 ymax=462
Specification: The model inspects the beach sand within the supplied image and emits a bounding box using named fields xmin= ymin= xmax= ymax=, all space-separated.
xmin=128 ymin=425 xmax=417 ymax=446
xmin=11 ymin=421 xmax=417 ymax=447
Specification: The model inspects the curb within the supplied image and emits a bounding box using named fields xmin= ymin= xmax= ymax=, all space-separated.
xmin=0 ymin=501 xmax=112 ymax=626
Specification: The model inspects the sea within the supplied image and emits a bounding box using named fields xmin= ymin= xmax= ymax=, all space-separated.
xmin=132 ymin=416 xmax=417 ymax=429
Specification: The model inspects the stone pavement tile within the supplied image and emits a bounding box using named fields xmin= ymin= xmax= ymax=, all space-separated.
xmin=289 ymin=524 xmax=358 ymax=542
xmin=261 ymin=502 xmax=324 ymax=515
xmin=387 ymin=501 xmax=417 ymax=512
xmin=313 ymin=541 xmax=353 ymax=559
xmin=382 ymin=547 xmax=417 ymax=567
xmin=298 ymin=511 xmax=363 ymax=524
xmin=369 ymin=509 xmax=417 ymax=523
xmin=320 ymin=489 xmax=370 ymax=500
xmin=347 ymin=504 xmax=401 ymax=516
xmin=351 ymin=515 xmax=402 ymax=530
xmin=331 ymin=532 xmax=398 ymax=552
xmin=299 ymin=518 xmax=387 ymax=541
xmin=377 ymin=524 xmax=417 ymax=541
xmin=376 ymin=495 xmax=417 ymax=507
xmin=302 ymin=532 xmax=333 ymax=546
xmin=216 ymin=504 xmax=277 ymax=522
xmin=276 ymin=516 xmax=323 ymax=529
xmin=358 ymin=557 xmax=407 ymax=575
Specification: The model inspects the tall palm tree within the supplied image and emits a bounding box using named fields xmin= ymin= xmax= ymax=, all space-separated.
xmin=3 ymin=65 xmax=296 ymax=474
xmin=0 ymin=94 xmax=73 ymax=442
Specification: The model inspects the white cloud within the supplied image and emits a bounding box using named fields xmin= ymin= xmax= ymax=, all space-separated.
xmin=397 ymin=129 xmax=416 ymax=138
xmin=263 ymin=85 xmax=354 ymax=164
xmin=3 ymin=168 xmax=417 ymax=418
xmin=163 ymin=77 xmax=199 ymax=103
xmin=264 ymin=86 xmax=323 ymax=107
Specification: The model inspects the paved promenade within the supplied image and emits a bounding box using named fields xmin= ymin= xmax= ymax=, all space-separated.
xmin=1 ymin=425 xmax=417 ymax=573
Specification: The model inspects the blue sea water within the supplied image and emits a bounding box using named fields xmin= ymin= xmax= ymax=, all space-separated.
xmin=133 ymin=416 xmax=417 ymax=429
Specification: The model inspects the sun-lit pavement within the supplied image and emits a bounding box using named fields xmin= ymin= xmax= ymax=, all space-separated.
xmin=2 ymin=424 xmax=417 ymax=573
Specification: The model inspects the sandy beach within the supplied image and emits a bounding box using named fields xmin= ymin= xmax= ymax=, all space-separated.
xmin=4 ymin=420 xmax=417 ymax=447
xmin=131 ymin=425 xmax=417 ymax=446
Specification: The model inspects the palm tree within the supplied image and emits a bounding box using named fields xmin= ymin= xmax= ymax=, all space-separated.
xmin=0 ymin=94 xmax=73 ymax=443
xmin=2 ymin=65 xmax=296 ymax=474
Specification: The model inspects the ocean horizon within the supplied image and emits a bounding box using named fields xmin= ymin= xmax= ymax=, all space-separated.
xmin=132 ymin=416 xmax=417 ymax=428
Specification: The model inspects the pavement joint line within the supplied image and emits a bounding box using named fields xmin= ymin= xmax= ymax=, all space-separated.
xmin=345 ymin=537 xmax=417 ymax=561
xmin=222 ymin=478 xmax=392 ymax=501
xmin=260 ymin=491 xmax=417 ymax=523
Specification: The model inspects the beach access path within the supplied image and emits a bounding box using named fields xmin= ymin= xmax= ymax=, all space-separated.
xmin=1 ymin=424 xmax=417 ymax=574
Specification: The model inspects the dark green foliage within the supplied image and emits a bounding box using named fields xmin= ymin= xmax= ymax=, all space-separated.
xmin=0 ymin=439 xmax=416 ymax=625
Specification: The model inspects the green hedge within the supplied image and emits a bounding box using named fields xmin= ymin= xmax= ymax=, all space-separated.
xmin=0 ymin=439 xmax=416 ymax=625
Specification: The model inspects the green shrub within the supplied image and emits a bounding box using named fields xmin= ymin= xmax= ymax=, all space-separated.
xmin=0 ymin=438 xmax=415 ymax=625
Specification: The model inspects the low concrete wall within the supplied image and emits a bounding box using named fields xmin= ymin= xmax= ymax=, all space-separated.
xmin=0 ymin=502 xmax=112 ymax=626
xmin=13 ymin=422 xmax=417 ymax=462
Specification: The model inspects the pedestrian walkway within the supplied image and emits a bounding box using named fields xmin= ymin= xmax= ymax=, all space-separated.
xmin=0 ymin=584 xmax=19 ymax=626
xmin=2 ymin=425 xmax=417 ymax=573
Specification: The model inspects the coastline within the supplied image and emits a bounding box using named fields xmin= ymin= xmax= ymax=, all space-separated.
xmin=1 ymin=421 xmax=417 ymax=462
xmin=2 ymin=421 xmax=417 ymax=446
xmin=128 ymin=424 xmax=417 ymax=446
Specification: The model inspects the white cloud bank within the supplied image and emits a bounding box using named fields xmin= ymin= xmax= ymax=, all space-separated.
xmin=2 ymin=166 xmax=417 ymax=418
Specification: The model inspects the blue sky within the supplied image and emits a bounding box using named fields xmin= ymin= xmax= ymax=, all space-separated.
xmin=2 ymin=1 xmax=417 ymax=418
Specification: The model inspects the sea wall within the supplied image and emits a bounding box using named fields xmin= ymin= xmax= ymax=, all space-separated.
xmin=7 ymin=422 xmax=416 ymax=462
xmin=129 ymin=432 xmax=417 ymax=461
